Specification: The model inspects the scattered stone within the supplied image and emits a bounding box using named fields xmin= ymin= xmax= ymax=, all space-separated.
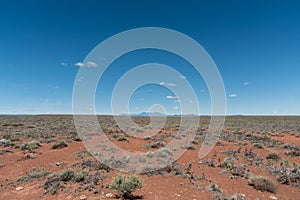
xmin=16 ymin=186 xmax=24 ymax=191
xmin=99 ymin=195 xmax=106 ymax=200
xmin=79 ymin=194 xmax=87 ymax=200
xmin=105 ymin=193 xmax=114 ymax=198
xmin=0 ymin=163 xmax=5 ymax=168
xmin=269 ymin=196 xmax=278 ymax=200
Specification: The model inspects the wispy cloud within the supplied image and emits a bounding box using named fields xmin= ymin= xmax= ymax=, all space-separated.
xmin=173 ymin=106 xmax=179 ymax=110
xmin=75 ymin=61 xmax=97 ymax=67
xmin=86 ymin=61 xmax=97 ymax=67
xmin=159 ymin=82 xmax=176 ymax=87
xmin=75 ymin=62 xmax=85 ymax=67
xmin=174 ymin=99 xmax=181 ymax=103
xmin=179 ymin=75 xmax=186 ymax=79
xmin=244 ymin=82 xmax=250 ymax=86
xmin=77 ymin=76 xmax=85 ymax=82
xmin=229 ymin=93 xmax=237 ymax=97
xmin=61 ymin=62 xmax=68 ymax=67
xmin=166 ymin=95 xmax=179 ymax=99
xmin=200 ymin=89 xmax=206 ymax=93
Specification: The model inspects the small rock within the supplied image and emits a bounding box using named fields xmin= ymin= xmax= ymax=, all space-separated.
xmin=269 ymin=196 xmax=277 ymax=200
xmin=80 ymin=194 xmax=87 ymax=200
xmin=105 ymin=193 xmax=114 ymax=198
xmin=100 ymin=196 xmax=106 ymax=200
xmin=16 ymin=186 xmax=24 ymax=191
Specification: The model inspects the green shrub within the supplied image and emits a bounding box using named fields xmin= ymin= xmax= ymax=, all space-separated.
xmin=75 ymin=170 xmax=88 ymax=182
xmin=249 ymin=176 xmax=278 ymax=193
xmin=17 ymin=168 xmax=50 ymax=183
xmin=60 ymin=169 xmax=75 ymax=181
xmin=253 ymin=143 xmax=264 ymax=149
xmin=20 ymin=140 xmax=41 ymax=151
xmin=0 ymin=139 xmax=13 ymax=147
xmin=110 ymin=173 xmax=143 ymax=198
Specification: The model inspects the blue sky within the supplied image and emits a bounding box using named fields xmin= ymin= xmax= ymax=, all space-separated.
xmin=1 ymin=0 xmax=300 ymax=115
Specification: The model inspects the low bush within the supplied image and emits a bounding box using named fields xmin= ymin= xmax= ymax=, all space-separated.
xmin=51 ymin=141 xmax=68 ymax=149
xmin=266 ymin=152 xmax=281 ymax=161
xmin=17 ymin=168 xmax=50 ymax=183
xmin=110 ymin=173 xmax=143 ymax=198
xmin=20 ymin=140 xmax=41 ymax=151
xmin=253 ymin=143 xmax=264 ymax=149
xmin=249 ymin=176 xmax=278 ymax=193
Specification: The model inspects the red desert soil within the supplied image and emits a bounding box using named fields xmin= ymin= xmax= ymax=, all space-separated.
xmin=0 ymin=116 xmax=300 ymax=200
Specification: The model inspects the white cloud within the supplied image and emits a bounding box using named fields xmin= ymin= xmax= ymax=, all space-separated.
xmin=229 ymin=93 xmax=237 ymax=97
xmin=174 ymin=99 xmax=181 ymax=103
xmin=61 ymin=62 xmax=68 ymax=67
xmin=166 ymin=95 xmax=179 ymax=99
xmin=74 ymin=61 xmax=97 ymax=67
xmin=179 ymin=75 xmax=186 ymax=79
xmin=173 ymin=106 xmax=179 ymax=110
xmin=244 ymin=82 xmax=250 ymax=86
xmin=75 ymin=62 xmax=85 ymax=67
xmin=200 ymin=89 xmax=206 ymax=93
xmin=159 ymin=82 xmax=176 ymax=87
xmin=86 ymin=61 xmax=97 ymax=67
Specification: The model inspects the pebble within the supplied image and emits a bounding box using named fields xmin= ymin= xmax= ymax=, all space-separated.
xmin=79 ymin=194 xmax=87 ymax=200
xmin=16 ymin=187 xmax=24 ymax=191
xmin=105 ymin=193 xmax=114 ymax=198
xmin=269 ymin=196 xmax=278 ymax=200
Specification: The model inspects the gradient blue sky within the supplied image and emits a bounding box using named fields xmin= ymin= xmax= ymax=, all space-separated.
xmin=1 ymin=0 xmax=300 ymax=115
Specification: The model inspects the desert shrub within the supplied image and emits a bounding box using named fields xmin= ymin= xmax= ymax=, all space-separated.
xmin=282 ymin=160 xmax=290 ymax=167
xmin=143 ymin=136 xmax=151 ymax=140
xmin=69 ymin=134 xmax=81 ymax=141
xmin=0 ymin=149 xmax=13 ymax=155
xmin=60 ymin=168 xmax=75 ymax=181
xmin=0 ymin=139 xmax=13 ymax=147
xmin=75 ymin=170 xmax=88 ymax=182
xmin=199 ymin=159 xmax=215 ymax=168
xmin=207 ymin=183 xmax=222 ymax=193
xmin=269 ymin=164 xmax=300 ymax=187
xmin=44 ymin=173 xmax=62 ymax=195
xmin=17 ymin=168 xmax=50 ymax=183
xmin=2 ymin=134 xmax=11 ymax=140
xmin=266 ymin=152 xmax=281 ymax=161
xmin=44 ymin=168 xmax=92 ymax=195
xmin=51 ymin=141 xmax=68 ymax=149
xmin=285 ymin=146 xmax=300 ymax=157
xmin=20 ymin=140 xmax=41 ymax=151
xmin=253 ymin=143 xmax=264 ymax=149
xmin=110 ymin=173 xmax=143 ymax=198
xmin=150 ymin=142 xmax=159 ymax=148
xmin=77 ymin=159 xmax=110 ymax=171
xmin=249 ymin=176 xmax=278 ymax=193
xmin=220 ymin=157 xmax=235 ymax=170
xmin=182 ymin=141 xmax=195 ymax=150
xmin=118 ymin=136 xmax=129 ymax=142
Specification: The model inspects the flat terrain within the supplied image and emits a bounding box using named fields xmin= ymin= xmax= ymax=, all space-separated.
xmin=0 ymin=115 xmax=299 ymax=200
